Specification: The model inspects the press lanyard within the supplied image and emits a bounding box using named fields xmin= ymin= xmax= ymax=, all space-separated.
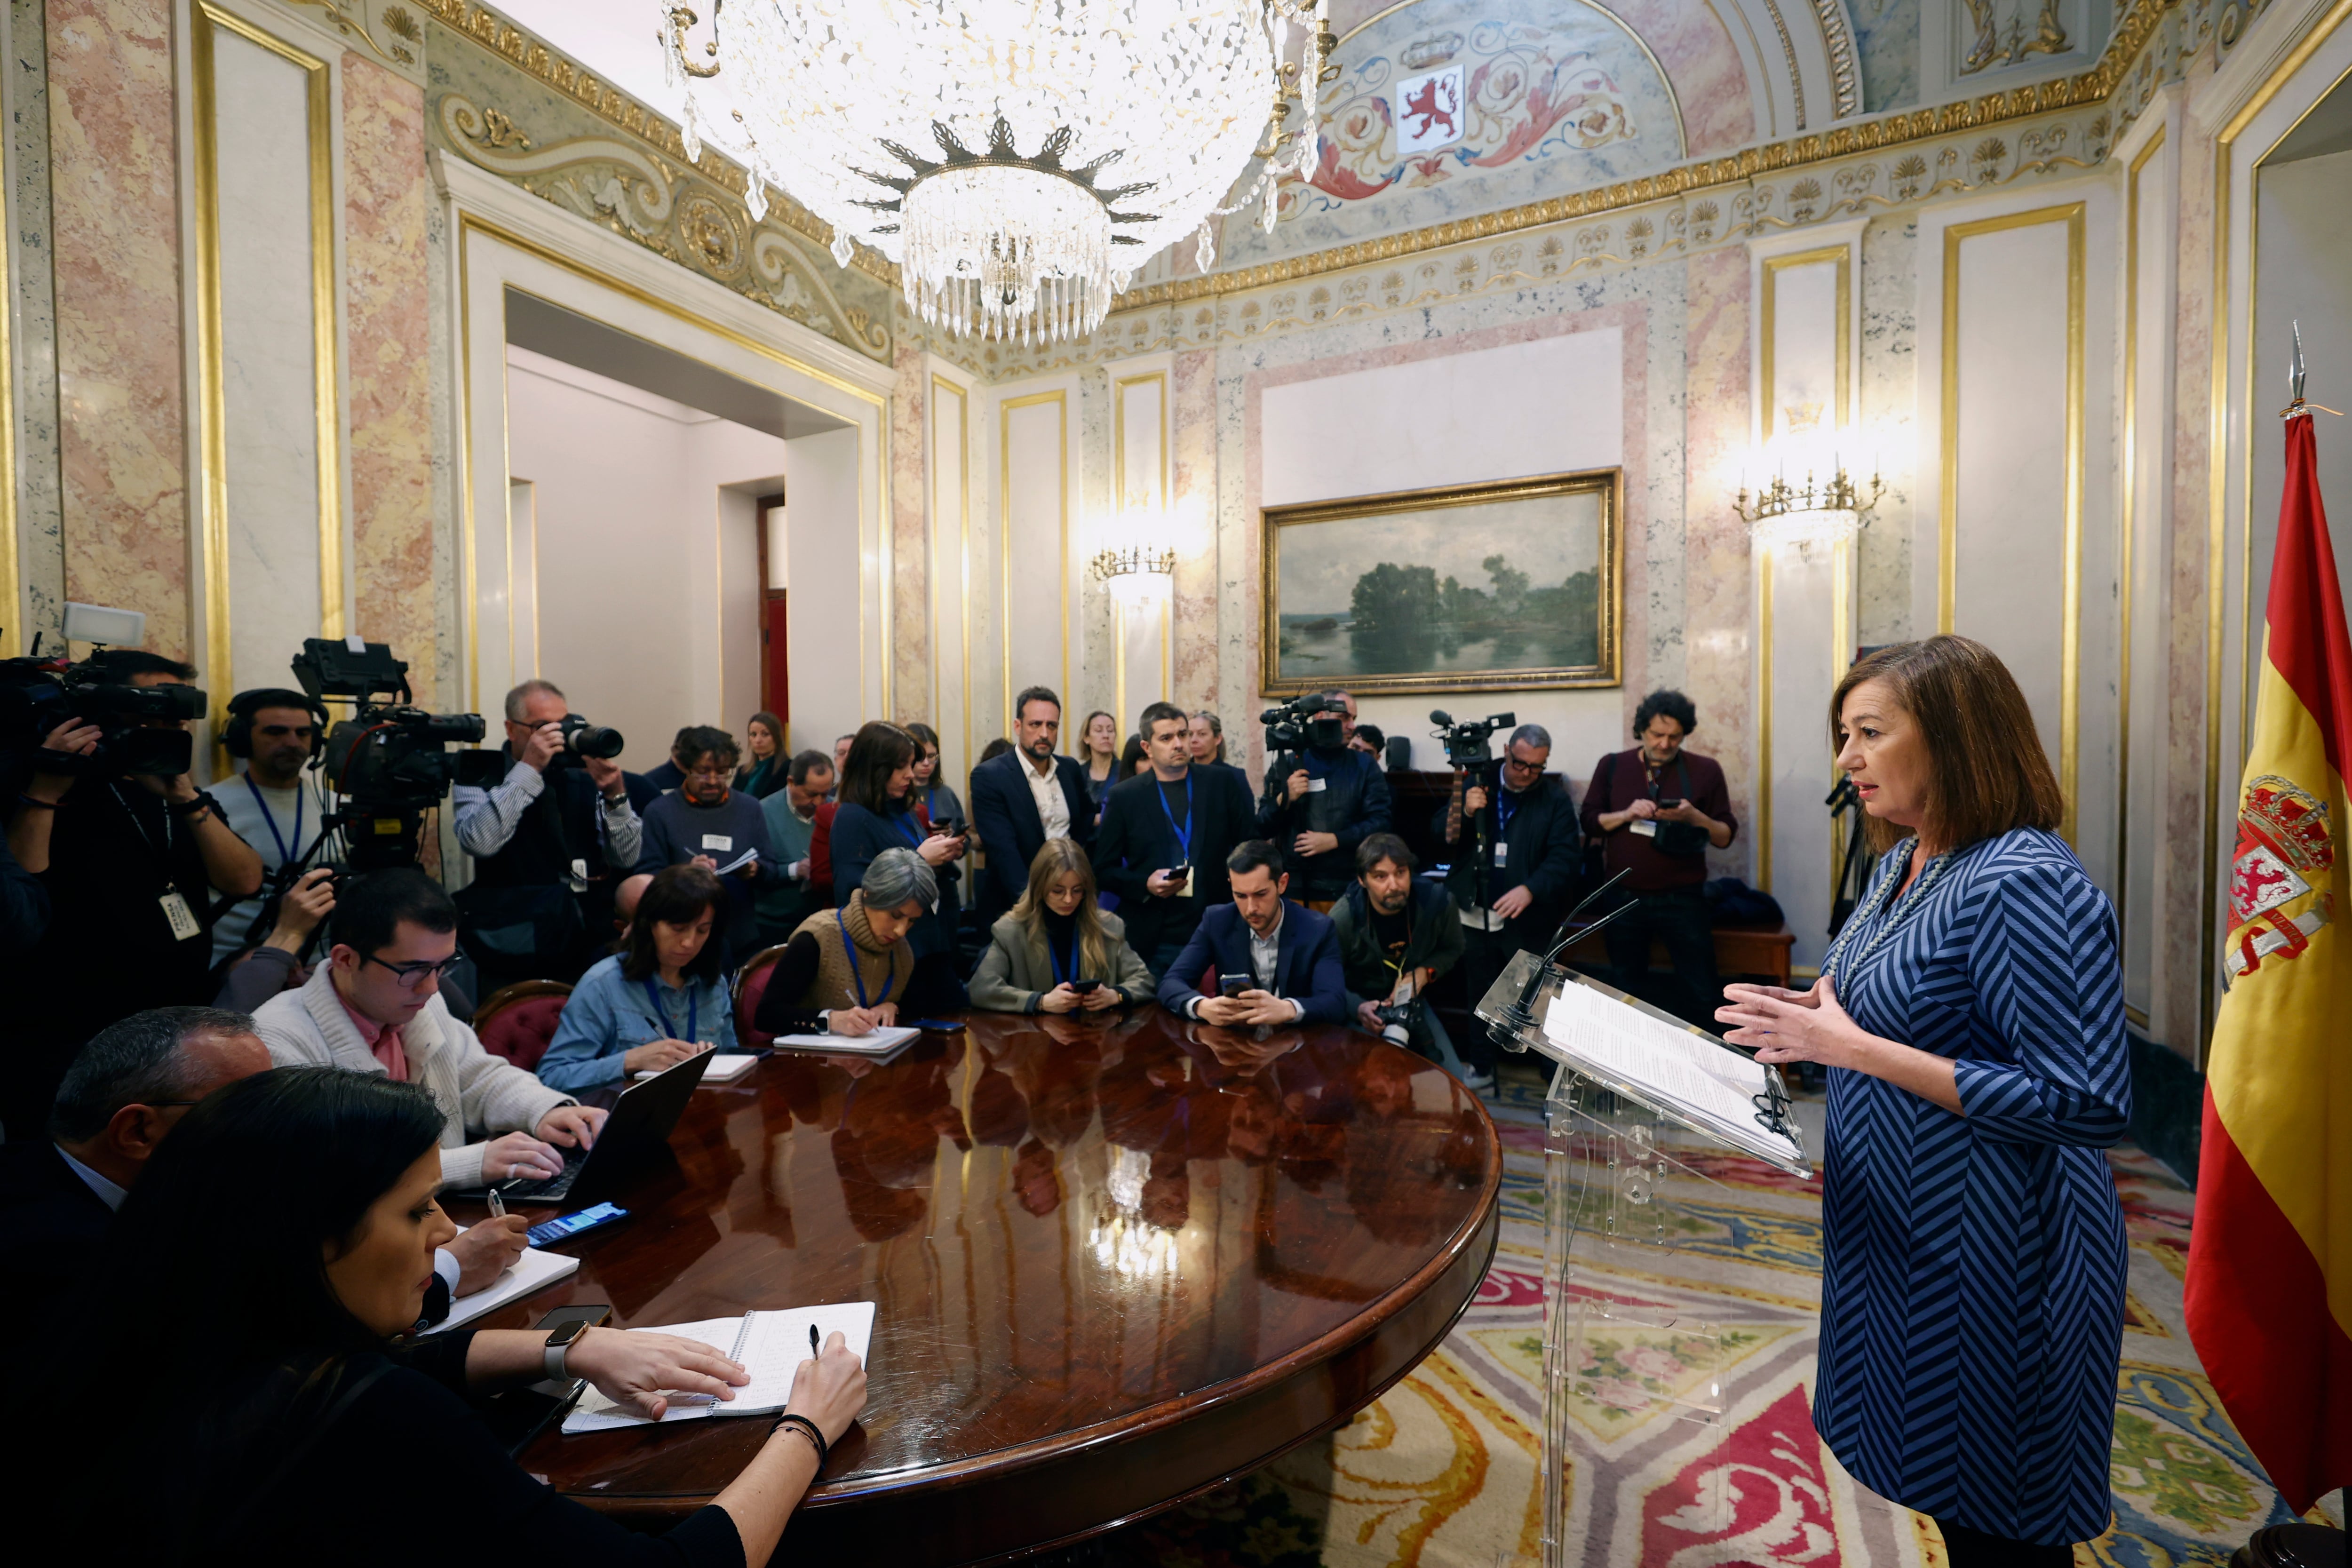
xmin=642 ymin=977 xmax=698 ymax=1042
xmin=108 ymin=784 xmax=176 ymax=870
xmin=242 ymin=773 xmax=305 ymax=866
xmin=835 ymin=909 xmax=895 ymax=1009
xmin=1048 ymin=926 xmax=1077 ymax=987
xmin=1494 ymin=784 xmax=1523 ymax=841
xmin=1154 ymin=772 xmax=1193 ymax=861
xmin=889 ymin=807 xmax=924 ymax=849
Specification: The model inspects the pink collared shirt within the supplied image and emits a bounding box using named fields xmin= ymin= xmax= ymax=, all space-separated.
xmin=334 ymin=981 xmax=409 ymax=1082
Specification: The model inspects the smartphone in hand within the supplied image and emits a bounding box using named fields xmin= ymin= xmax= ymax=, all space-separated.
xmin=1167 ymin=862 xmax=1192 ymax=884
xmin=1071 ymin=979 xmax=1103 ymax=995
xmin=1219 ymin=974 xmax=1253 ymax=999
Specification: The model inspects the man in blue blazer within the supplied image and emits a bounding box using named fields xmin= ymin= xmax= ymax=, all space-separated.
xmin=1157 ymin=840 xmax=1350 ymax=1027
xmin=969 ymin=685 xmax=1095 ymax=924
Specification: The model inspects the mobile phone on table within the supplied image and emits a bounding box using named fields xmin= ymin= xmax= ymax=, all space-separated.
xmin=526 ymin=1202 xmax=629 ymax=1248
xmin=474 ymin=1304 xmax=612 ymax=1454
xmin=901 ymin=1017 xmax=966 ymax=1031
xmin=1071 ymin=979 xmax=1103 ymax=995
xmin=1219 ymin=974 xmax=1253 ymax=999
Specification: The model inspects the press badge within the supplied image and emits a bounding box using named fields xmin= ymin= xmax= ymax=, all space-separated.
xmin=569 ymin=857 xmax=590 ymax=894
xmin=1304 ymin=777 xmax=1327 ymax=793
xmin=702 ymin=834 xmax=734 ymax=852
xmin=159 ymin=889 xmax=201 ymax=941
xmin=1492 ymin=842 xmax=1509 ymax=866
xmin=1630 ymin=820 xmax=1658 ymax=838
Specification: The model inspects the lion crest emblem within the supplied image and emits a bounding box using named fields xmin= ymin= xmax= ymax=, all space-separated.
xmin=2226 ymin=773 xmax=2334 ymax=977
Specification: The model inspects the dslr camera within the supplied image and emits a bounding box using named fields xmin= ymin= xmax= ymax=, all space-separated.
xmin=291 ymin=637 xmax=501 ymax=868
xmin=1428 ymin=709 xmax=1517 ymax=771
xmin=0 ymin=647 xmax=207 ymax=780
xmin=1261 ymin=692 xmax=1348 ymax=755
xmin=1371 ymin=996 xmax=1427 ymax=1050
xmin=544 ymin=712 xmax=624 ymax=767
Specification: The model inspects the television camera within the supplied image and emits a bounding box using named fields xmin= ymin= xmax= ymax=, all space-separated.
xmin=1428 ymin=709 xmax=1517 ymax=774
xmin=1260 ymin=691 xmax=1348 ymax=756
xmin=292 ymin=637 xmax=501 ymax=871
xmin=0 ymin=639 xmax=207 ymax=781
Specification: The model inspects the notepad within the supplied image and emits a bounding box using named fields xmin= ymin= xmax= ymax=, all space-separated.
xmin=634 ymin=1052 xmax=758 ymax=1082
xmin=421 ymin=1234 xmax=582 ymax=1334
xmin=763 ymin=1025 xmax=922 ymax=1056
xmin=712 ymin=846 xmax=760 ymax=876
xmin=561 ymin=1302 xmax=877 ymax=1431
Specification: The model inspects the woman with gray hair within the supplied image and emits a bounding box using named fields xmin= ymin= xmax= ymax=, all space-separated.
xmin=753 ymin=847 xmax=965 ymax=1036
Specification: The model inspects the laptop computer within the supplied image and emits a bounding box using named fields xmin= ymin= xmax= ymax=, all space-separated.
xmin=444 ymin=1049 xmax=715 ymax=1205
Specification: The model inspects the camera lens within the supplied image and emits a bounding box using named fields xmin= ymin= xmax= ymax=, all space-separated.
xmin=568 ymin=723 xmax=624 ymax=759
xmin=1381 ymin=1023 xmax=1412 ymax=1048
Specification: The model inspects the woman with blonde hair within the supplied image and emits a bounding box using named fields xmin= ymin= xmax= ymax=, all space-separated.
xmin=970 ymin=840 xmax=1153 ymax=1014
xmin=1074 ymin=709 xmax=1120 ymax=820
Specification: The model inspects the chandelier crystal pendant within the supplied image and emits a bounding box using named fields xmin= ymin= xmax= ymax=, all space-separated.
xmin=660 ymin=0 xmax=1335 ymax=347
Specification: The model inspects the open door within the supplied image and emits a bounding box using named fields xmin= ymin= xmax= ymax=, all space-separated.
xmin=755 ymin=493 xmax=789 ymax=728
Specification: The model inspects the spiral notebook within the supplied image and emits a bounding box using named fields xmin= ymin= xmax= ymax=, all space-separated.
xmin=560 ymin=1302 xmax=876 ymax=1431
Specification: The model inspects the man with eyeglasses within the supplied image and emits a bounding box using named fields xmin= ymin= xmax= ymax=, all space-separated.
xmin=1442 ymin=724 xmax=1583 ymax=1076
xmin=635 ymin=724 xmax=784 ymax=967
xmin=254 ymin=868 xmax=601 ymax=1191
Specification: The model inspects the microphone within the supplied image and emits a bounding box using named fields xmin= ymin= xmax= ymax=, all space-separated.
xmin=1487 ymin=868 xmax=1635 ymax=1055
xmin=1428 ymin=708 xmax=1453 ymax=726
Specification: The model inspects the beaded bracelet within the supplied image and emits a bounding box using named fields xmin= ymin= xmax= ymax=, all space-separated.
xmin=771 ymin=1411 xmax=828 ymax=1470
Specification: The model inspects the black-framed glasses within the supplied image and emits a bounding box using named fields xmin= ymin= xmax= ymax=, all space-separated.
xmin=362 ymin=953 xmax=462 ymax=990
xmin=1503 ymin=753 xmax=1544 ymax=774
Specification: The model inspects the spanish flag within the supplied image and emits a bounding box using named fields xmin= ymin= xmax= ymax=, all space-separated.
xmin=2185 ymin=406 xmax=2352 ymax=1514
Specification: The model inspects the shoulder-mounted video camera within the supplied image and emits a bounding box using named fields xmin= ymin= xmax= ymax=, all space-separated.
xmin=1261 ymin=692 xmax=1348 ymax=756
xmin=1429 ymin=709 xmax=1516 ymax=771
xmin=292 ymin=637 xmax=501 ymax=868
xmin=1 ymin=606 xmax=208 ymax=781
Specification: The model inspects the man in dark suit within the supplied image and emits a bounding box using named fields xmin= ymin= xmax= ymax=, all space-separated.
xmin=968 ymin=684 xmax=1095 ymax=924
xmin=0 ymin=1006 xmax=271 ymax=1337
xmin=1094 ymin=701 xmax=1257 ymax=975
xmin=1157 ymin=840 xmax=1349 ymax=1027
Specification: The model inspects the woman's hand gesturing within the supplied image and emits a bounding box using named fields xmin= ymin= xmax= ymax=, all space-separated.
xmin=1715 ymin=977 xmax=1871 ymax=1068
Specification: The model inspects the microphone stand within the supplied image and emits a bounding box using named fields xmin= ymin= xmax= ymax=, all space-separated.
xmin=1487 ymin=868 xmax=1636 ymax=1056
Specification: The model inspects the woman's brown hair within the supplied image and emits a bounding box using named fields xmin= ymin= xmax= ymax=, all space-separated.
xmin=839 ymin=720 xmax=917 ymax=813
xmin=1829 ymin=634 xmax=2063 ymax=854
xmin=1010 ymin=838 xmax=1109 ymax=978
xmin=621 ymin=864 xmax=728 ymax=984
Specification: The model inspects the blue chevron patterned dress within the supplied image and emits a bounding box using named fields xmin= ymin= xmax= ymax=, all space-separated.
xmin=1812 ymin=827 xmax=2130 ymax=1545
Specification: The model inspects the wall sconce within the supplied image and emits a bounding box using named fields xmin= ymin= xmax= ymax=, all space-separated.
xmin=1090 ymin=508 xmax=1176 ymax=598
xmin=1736 ymin=407 xmax=1883 ymax=548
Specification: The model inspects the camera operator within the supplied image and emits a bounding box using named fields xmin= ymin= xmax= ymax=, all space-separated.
xmin=1256 ymin=690 xmax=1391 ymax=909
xmin=1329 ymin=834 xmax=1481 ymax=1090
xmin=451 ymin=678 xmax=641 ymax=987
xmin=1579 ymin=690 xmax=1737 ymax=1027
xmin=209 ymin=688 xmax=340 ymax=969
xmin=2 ymin=651 xmax=264 ymax=1139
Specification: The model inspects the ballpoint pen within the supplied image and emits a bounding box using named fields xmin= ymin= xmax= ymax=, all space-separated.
xmin=488 ymin=1186 xmax=507 ymax=1219
xmin=810 ymin=1323 xmax=821 ymax=1358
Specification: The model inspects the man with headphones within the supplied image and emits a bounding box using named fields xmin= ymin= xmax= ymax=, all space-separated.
xmin=210 ymin=688 xmax=340 ymax=968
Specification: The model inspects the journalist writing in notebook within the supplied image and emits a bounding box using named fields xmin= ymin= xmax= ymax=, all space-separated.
xmin=28 ymin=1067 xmax=866 ymax=1565
xmin=537 ymin=865 xmax=735 ymax=1095
xmin=754 ymin=848 xmax=964 ymax=1036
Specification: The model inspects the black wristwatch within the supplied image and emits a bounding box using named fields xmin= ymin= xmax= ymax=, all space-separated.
xmin=172 ymin=790 xmax=220 ymax=819
xmin=544 ymin=1317 xmax=592 ymax=1380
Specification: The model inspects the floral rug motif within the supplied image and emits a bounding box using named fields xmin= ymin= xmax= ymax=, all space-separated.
xmin=1047 ymin=1069 xmax=2344 ymax=1568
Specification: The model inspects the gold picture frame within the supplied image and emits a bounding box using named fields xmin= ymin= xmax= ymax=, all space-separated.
xmin=1260 ymin=468 xmax=1623 ymax=698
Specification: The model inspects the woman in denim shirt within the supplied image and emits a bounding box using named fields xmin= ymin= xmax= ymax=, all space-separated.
xmin=538 ymin=864 xmax=736 ymax=1093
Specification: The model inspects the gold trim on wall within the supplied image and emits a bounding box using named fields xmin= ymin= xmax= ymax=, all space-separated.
xmin=931 ymin=373 xmax=971 ymax=785
xmin=1759 ymin=243 xmax=1852 ymax=436
xmin=1756 ymin=550 xmax=1774 ymax=892
xmin=1112 ymin=369 xmax=1172 ymax=725
xmin=1258 ymin=468 xmax=1623 ymax=698
xmin=452 ymin=212 xmax=890 ymax=721
xmin=0 ymin=94 xmax=16 ymax=659
xmin=997 ymin=390 xmax=1070 ymax=737
xmin=1113 ymin=371 xmax=1170 ymax=514
xmin=2118 ymin=124 xmax=2163 ymax=1012
xmin=190 ymin=3 xmax=346 ymax=731
xmin=2197 ymin=0 xmax=2352 ymax=1054
xmin=1936 ymin=201 xmax=2085 ymax=844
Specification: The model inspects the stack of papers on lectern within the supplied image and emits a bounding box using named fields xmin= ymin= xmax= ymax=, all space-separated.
xmin=1540 ymin=979 xmax=1807 ymax=1171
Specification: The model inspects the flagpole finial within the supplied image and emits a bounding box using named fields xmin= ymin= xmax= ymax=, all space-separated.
xmin=2282 ymin=319 xmax=2343 ymax=420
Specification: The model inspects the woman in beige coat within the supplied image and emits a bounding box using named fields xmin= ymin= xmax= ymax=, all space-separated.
xmin=969 ymin=841 xmax=1155 ymax=1014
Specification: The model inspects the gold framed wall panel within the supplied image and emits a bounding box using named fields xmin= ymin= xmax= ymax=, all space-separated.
xmin=1112 ymin=368 xmax=1172 ymax=731
xmin=451 ymin=210 xmax=890 ymax=718
xmin=1759 ymin=243 xmax=1852 ymax=437
xmin=1756 ymin=551 xmax=1775 ymax=891
xmin=1258 ymin=468 xmax=1623 ymax=699
xmin=2118 ymin=123 xmax=2164 ymax=1031
xmin=190 ymin=1 xmax=345 ymax=735
xmin=1113 ymin=370 xmax=1169 ymax=513
xmin=1936 ymin=200 xmax=2086 ymax=844
xmin=930 ymin=372 xmax=972 ymax=791
xmin=0 ymin=89 xmax=15 ymax=659
xmin=997 ymin=389 xmax=1070 ymax=739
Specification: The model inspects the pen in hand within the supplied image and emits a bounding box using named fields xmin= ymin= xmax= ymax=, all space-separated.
xmin=488 ymin=1186 xmax=506 ymax=1219
xmin=810 ymin=1323 xmax=821 ymax=1359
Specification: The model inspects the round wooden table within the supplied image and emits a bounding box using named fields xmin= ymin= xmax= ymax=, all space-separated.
xmin=469 ymin=1009 xmax=1501 ymax=1565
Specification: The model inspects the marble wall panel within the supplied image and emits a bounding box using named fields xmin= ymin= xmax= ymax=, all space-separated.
xmin=343 ymin=55 xmax=438 ymax=703
xmin=9 ymin=0 xmax=66 ymax=653
xmin=1683 ymin=245 xmax=1756 ymax=885
xmin=1605 ymin=0 xmax=1759 ymax=153
xmin=47 ymin=0 xmax=186 ymax=659
xmin=890 ymin=342 xmax=929 ymax=722
xmin=1169 ymin=350 xmax=1219 ymax=711
xmin=1857 ymin=215 xmax=1920 ymax=645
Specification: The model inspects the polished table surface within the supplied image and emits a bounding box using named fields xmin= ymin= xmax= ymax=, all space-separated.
xmin=458 ymin=1008 xmax=1501 ymax=1565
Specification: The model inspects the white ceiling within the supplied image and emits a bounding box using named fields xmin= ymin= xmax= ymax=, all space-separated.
xmin=492 ymin=0 xmax=755 ymax=161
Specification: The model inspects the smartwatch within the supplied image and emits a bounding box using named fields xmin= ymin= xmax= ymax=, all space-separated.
xmin=544 ymin=1317 xmax=592 ymax=1381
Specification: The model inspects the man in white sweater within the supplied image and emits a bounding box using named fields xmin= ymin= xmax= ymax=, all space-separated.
xmin=254 ymin=868 xmax=604 ymax=1190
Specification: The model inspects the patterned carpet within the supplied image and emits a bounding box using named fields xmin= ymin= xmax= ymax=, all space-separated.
xmin=1049 ymin=1062 xmax=2344 ymax=1568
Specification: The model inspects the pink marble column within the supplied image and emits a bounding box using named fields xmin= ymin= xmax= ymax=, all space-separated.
xmin=889 ymin=343 xmax=930 ymax=722
xmin=1169 ymin=348 xmax=1218 ymax=710
xmin=48 ymin=0 xmax=188 ymax=659
xmin=342 ymin=56 xmax=438 ymax=705
xmin=1680 ymin=247 xmax=1755 ymax=878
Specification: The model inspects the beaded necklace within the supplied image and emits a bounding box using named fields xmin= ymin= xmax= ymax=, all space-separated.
xmin=1820 ymin=838 xmax=1968 ymax=984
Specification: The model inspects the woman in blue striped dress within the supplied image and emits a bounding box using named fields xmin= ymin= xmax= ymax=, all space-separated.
xmin=1716 ymin=635 xmax=2130 ymax=1566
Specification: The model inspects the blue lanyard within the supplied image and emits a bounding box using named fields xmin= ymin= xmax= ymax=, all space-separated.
xmin=888 ymin=806 xmax=924 ymax=848
xmin=641 ymin=977 xmax=698 ymax=1042
xmin=242 ymin=773 xmax=304 ymax=865
xmin=1048 ymin=926 xmax=1077 ymax=987
xmin=835 ymin=909 xmax=895 ymax=1009
xmin=1154 ymin=772 xmax=1193 ymax=861
xmin=1495 ymin=785 xmax=1522 ymax=841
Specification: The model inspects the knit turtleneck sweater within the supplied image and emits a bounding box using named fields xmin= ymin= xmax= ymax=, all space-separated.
xmin=790 ymin=892 xmax=915 ymax=1011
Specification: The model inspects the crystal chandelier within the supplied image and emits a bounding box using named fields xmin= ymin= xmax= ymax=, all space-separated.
xmin=660 ymin=0 xmax=1335 ymax=347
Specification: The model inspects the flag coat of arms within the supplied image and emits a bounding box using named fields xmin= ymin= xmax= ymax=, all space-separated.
xmin=2184 ymin=406 xmax=2352 ymax=1514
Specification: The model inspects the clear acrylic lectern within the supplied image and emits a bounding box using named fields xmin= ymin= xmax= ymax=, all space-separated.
xmin=1475 ymin=952 xmax=1812 ymax=1567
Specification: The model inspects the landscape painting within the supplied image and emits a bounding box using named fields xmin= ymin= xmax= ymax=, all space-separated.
xmin=1262 ymin=470 xmax=1621 ymax=696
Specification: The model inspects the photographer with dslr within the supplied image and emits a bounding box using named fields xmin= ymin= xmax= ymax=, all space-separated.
xmin=1580 ymin=690 xmax=1737 ymax=1027
xmin=2 ymin=650 xmax=264 ymax=1138
xmin=1330 ymin=834 xmax=1480 ymax=1089
xmin=452 ymin=678 xmax=639 ymax=987
xmin=1256 ymin=690 xmax=1391 ymax=909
